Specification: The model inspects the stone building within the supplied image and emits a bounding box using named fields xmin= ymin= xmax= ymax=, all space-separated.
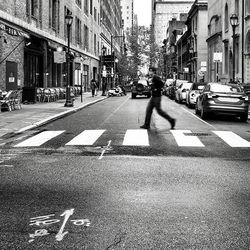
xmin=151 ymin=0 xmax=194 ymax=46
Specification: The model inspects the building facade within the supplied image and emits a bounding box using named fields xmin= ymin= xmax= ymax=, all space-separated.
xmin=207 ymin=0 xmax=223 ymax=82
xmin=0 ymin=0 xmax=124 ymax=95
xmin=120 ymin=0 xmax=134 ymax=32
xmin=186 ymin=0 xmax=208 ymax=83
xmin=152 ymin=0 xmax=194 ymax=46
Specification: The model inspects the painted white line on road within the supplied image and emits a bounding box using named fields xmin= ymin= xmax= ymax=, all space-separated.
xmin=123 ymin=129 xmax=149 ymax=146
xmin=14 ymin=131 xmax=65 ymax=147
xmin=171 ymin=130 xmax=205 ymax=147
xmin=99 ymin=96 xmax=130 ymax=127
xmin=0 ymin=165 xmax=14 ymax=168
xmin=213 ymin=131 xmax=250 ymax=147
xmin=66 ymin=130 xmax=106 ymax=145
xmin=99 ymin=140 xmax=112 ymax=160
xmin=181 ymin=107 xmax=216 ymax=129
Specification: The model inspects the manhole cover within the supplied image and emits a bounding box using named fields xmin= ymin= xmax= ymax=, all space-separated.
xmin=184 ymin=133 xmax=211 ymax=136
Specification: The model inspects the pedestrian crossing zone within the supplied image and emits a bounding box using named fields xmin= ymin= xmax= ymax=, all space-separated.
xmin=12 ymin=129 xmax=250 ymax=148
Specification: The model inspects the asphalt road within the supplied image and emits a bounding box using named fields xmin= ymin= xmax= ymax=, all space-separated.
xmin=0 ymin=95 xmax=250 ymax=249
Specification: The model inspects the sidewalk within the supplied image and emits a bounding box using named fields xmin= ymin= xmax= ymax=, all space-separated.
xmin=0 ymin=92 xmax=107 ymax=138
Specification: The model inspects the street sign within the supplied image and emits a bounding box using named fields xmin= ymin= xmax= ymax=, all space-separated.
xmin=201 ymin=61 xmax=207 ymax=67
xmin=213 ymin=52 xmax=222 ymax=62
xmin=198 ymin=69 xmax=205 ymax=77
xmin=201 ymin=66 xmax=207 ymax=72
xmin=183 ymin=67 xmax=189 ymax=73
xmin=54 ymin=51 xmax=66 ymax=63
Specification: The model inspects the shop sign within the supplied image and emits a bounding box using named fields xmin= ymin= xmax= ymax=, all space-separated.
xmin=213 ymin=52 xmax=222 ymax=62
xmin=0 ymin=21 xmax=30 ymax=38
xmin=54 ymin=51 xmax=66 ymax=63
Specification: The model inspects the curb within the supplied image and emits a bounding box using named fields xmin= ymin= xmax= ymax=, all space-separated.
xmin=16 ymin=97 xmax=107 ymax=134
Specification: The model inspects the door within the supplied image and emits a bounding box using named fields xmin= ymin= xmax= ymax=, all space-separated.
xmin=6 ymin=61 xmax=17 ymax=91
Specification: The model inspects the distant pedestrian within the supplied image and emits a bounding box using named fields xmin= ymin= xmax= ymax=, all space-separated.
xmin=90 ymin=78 xmax=97 ymax=97
xmin=140 ymin=67 xmax=176 ymax=130
xmin=95 ymin=80 xmax=99 ymax=96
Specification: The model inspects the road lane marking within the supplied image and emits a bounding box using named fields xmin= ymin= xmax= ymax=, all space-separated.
xmin=123 ymin=129 xmax=149 ymax=146
xmin=181 ymin=107 xmax=216 ymax=129
xmin=66 ymin=130 xmax=106 ymax=145
xmin=99 ymin=96 xmax=130 ymax=127
xmin=55 ymin=209 xmax=74 ymax=241
xmin=171 ymin=130 xmax=205 ymax=147
xmin=99 ymin=140 xmax=112 ymax=160
xmin=213 ymin=131 xmax=250 ymax=147
xmin=14 ymin=131 xmax=65 ymax=147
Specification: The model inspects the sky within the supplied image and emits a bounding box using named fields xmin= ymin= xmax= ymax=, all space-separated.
xmin=134 ymin=0 xmax=152 ymax=27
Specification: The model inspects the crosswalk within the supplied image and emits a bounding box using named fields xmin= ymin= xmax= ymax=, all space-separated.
xmin=12 ymin=129 xmax=250 ymax=148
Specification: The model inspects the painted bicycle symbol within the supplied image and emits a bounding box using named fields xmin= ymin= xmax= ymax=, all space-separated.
xmin=29 ymin=208 xmax=91 ymax=243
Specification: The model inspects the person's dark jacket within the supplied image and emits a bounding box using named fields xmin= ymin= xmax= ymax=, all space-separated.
xmin=150 ymin=75 xmax=164 ymax=97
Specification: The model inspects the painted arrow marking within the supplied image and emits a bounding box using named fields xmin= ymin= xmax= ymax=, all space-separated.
xmin=55 ymin=208 xmax=74 ymax=241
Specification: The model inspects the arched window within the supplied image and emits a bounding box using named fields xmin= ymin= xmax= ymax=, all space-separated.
xmin=225 ymin=3 xmax=229 ymax=31
xmin=246 ymin=0 xmax=250 ymax=15
xmin=246 ymin=31 xmax=250 ymax=53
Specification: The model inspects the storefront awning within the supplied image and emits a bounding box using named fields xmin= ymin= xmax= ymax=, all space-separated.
xmin=0 ymin=20 xmax=30 ymax=39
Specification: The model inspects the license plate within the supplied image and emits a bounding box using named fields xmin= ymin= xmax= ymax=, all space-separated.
xmin=218 ymin=97 xmax=239 ymax=103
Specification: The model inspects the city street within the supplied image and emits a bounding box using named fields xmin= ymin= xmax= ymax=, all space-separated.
xmin=0 ymin=95 xmax=249 ymax=249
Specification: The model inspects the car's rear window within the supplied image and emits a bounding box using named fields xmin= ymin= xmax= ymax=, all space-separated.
xmin=210 ymin=84 xmax=243 ymax=93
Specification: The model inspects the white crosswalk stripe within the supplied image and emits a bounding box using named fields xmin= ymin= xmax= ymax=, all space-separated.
xmin=123 ymin=129 xmax=149 ymax=146
xmin=170 ymin=130 xmax=205 ymax=147
xmin=14 ymin=131 xmax=65 ymax=147
xmin=213 ymin=131 xmax=250 ymax=147
xmin=12 ymin=129 xmax=250 ymax=148
xmin=66 ymin=130 xmax=106 ymax=146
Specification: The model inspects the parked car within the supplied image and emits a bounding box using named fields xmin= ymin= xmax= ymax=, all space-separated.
xmin=175 ymin=82 xmax=193 ymax=103
xmin=195 ymin=82 xmax=249 ymax=121
xmin=163 ymin=79 xmax=174 ymax=96
xmin=131 ymin=79 xmax=151 ymax=98
xmin=168 ymin=79 xmax=189 ymax=100
xmin=186 ymin=82 xmax=207 ymax=108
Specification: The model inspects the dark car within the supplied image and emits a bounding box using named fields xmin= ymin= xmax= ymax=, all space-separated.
xmin=131 ymin=79 xmax=151 ymax=98
xmin=195 ymin=82 xmax=249 ymax=121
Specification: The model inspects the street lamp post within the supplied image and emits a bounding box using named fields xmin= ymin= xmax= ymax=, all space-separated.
xmin=110 ymin=35 xmax=124 ymax=88
xmin=64 ymin=13 xmax=74 ymax=107
xmin=230 ymin=14 xmax=239 ymax=83
xmin=101 ymin=45 xmax=107 ymax=96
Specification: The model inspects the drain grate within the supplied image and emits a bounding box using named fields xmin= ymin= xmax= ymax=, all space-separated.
xmin=184 ymin=133 xmax=211 ymax=136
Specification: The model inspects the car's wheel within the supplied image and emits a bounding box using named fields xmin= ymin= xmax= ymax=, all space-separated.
xmin=240 ymin=113 xmax=248 ymax=122
xmin=131 ymin=93 xmax=136 ymax=99
xmin=147 ymin=94 xmax=151 ymax=98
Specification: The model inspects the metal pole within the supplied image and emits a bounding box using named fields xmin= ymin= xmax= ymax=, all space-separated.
xmin=65 ymin=24 xmax=73 ymax=107
xmin=232 ymin=26 xmax=236 ymax=83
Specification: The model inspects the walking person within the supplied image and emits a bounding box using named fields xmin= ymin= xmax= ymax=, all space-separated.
xmin=90 ymin=78 xmax=97 ymax=97
xmin=140 ymin=67 xmax=176 ymax=130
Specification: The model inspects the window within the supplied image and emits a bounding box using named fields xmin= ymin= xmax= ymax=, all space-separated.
xmin=224 ymin=42 xmax=229 ymax=74
xmin=84 ymin=0 xmax=89 ymax=15
xmin=235 ymin=0 xmax=239 ymax=16
xmin=94 ymin=8 xmax=97 ymax=21
xmin=90 ymin=0 xmax=93 ymax=15
xmin=246 ymin=0 xmax=250 ymax=14
xmin=225 ymin=4 xmax=229 ymax=31
xmin=94 ymin=34 xmax=97 ymax=55
xmin=84 ymin=25 xmax=89 ymax=51
xmin=246 ymin=31 xmax=250 ymax=53
xmin=75 ymin=17 xmax=82 ymax=45
xmin=49 ymin=0 xmax=59 ymax=30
